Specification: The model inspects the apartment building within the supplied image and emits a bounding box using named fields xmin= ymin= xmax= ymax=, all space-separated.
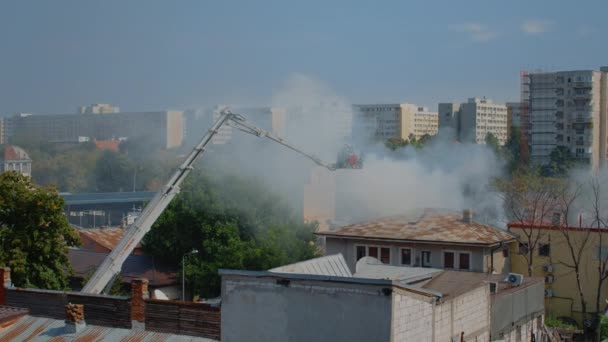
xmin=5 ymin=109 xmax=184 ymax=149
xmin=352 ymin=103 xmax=438 ymax=142
xmin=506 ymin=102 xmax=523 ymax=128
xmin=439 ymin=98 xmax=509 ymax=145
xmin=527 ymin=68 xmax=608 ymax=168
xmin=78 ymin=103 xmax=120 ymax=114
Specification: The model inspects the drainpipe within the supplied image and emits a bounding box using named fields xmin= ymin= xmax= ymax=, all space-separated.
xmin=490 ymin=242 xmax=504 ymax=273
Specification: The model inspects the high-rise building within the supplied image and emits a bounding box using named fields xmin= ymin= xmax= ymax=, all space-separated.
xmin=438 ymin=98 xmax=509 ymax=145
xmin=527 ymin=68 xmax=608 ymax=169
xmin=0 ymin=118 xmax=4 ymax=145
xmin=506 ymin=102 xmax=522 ymax=129
xmin=6 ymin=109 xmax=183 ymax=149
xmin=352 ymin=103 xmax=438 ymax=142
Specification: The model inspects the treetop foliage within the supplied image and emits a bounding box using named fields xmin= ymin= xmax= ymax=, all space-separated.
xmin=0 ymin=172 xmax=80 ymax=289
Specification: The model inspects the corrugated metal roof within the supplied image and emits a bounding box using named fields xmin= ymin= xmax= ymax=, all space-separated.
xmin=78 ymin=228 xmax=129 ymax=251
xmin=0 ymin=305 xmax=28 ymax=325
xmin=0 ymin=315 xmax=217 ymax=341
xmin=68 ymin=249 xmax=178 ymax=287
xmin=316 ymin=208 xmax=515 ymax=246
xmin=269 ymin=254 xmax=352 ymax=277
xmin=353 ymin=258 xmax=442 ymax=284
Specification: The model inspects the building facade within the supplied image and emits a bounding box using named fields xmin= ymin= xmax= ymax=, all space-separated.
xmin=527 ymin=68 xmax=608 ymax=169
xmin=316 ymin=209 xmax=515 ymax=274
xmin=509 ymin=222 xmax=608 ymax=325
xmin=78 ymin=103 xmax=120 ymax=114
xmin=6 ymin=110 xmax=183 ymax=149
xmin=352 ymin=103 xmax=438 ymax=142
xmin=439 ymin=98 xmax=509 ymax=145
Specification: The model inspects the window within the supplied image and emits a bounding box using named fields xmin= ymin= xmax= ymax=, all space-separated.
xmin=380 ymin=248 xmax=390 ymax=264
xmin=519 ymin=242 xmax=529 ymax=255
xmin=598 ymin=247 xmax=608 ymax=261
xmin=444 ymin=252 xmax=455 ymax=269
xmin=355 ymin=245 xmax=391 ymax=265
xmin=539 ymin=243 xmax=551 ymax=257
xmin=502 ymin=248 xmax=509 ymax=258
xmin=369 ymin=247 xmax=378 ymax=259
xmin=356 ymin=246 xmax=366 ymax=261
xmin=401 ymin=248 xmax=412 ymax=265
xmin=459 ymin=253 xmax=470 ymax=270
xmin=421 ymin=251 xmax=431 ymax=267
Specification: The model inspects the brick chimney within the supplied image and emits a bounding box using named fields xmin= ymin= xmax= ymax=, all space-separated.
xmin=0 ymin=267 xmax=10 ymax=305
xmin=462 ymin=209 xmax=473 ymax=224
xmin=130 ymin=278 xmax=149 ymax=330
xmin=64 ymin=303 xmax=86 ymax=333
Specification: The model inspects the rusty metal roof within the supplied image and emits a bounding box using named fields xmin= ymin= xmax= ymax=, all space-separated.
xmin=0 ymin=315 xmax=217 ymax=341
xmin=316 ymin=208 xmax=515 ymax=246
xmin=77 ymin=228 xmax=135 ymax=252
xmin=68 ymin=249 xmax=178 ymax=287
xmin=0 ymin=306 xmax=28 ymax=325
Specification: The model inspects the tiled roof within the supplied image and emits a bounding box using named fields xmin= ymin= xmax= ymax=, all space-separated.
xmin=3 ymin=145 xmax=30 ymax=161
xmin=269 ymin=254 xmax=352 ymax=277
xmin=68 ymin=249 xmax=178 ymax=287
xmin=94 ymin=140 xmax=121 ymax=152
xmin=316 ymin=208 xmax=515 ymax=246
xmin=0 ymin=306 xmax=28 ymax=325
xmin=0 ymin=315 xmax=217 ymax=341
xmin=77 ymin=227 xmax=141 ymax=251
xmin=422 ymin=270 xmax=543 ymax=299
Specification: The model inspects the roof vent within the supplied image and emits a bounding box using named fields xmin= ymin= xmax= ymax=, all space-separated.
xmin=462 ymin=209 xmax=473 ymax=223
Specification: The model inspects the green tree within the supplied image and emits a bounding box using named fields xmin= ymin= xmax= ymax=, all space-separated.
xmin=385 ymin=137 xmax=408 ymax=151
xmin=543 ymin=146 xmax=577 ymax=177
xmin=95 ymin=150 xmax=133 ymax=192
xmin=484 ymin=132 xmax=500 ymax=154
xmin=0 ymin=172 xmax=80 ymax=289
xmin=143 ymin=169 xmax=318 ymax=299
xmin=504 ymin=127 xmax=524 ymax=173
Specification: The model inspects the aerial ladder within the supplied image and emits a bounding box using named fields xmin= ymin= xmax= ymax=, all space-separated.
xmin=81 ymin=109 xmax=338 ymax=294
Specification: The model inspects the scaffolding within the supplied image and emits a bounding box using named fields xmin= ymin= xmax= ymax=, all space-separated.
xmin=520 ymin=70 xmax=531 ymax=163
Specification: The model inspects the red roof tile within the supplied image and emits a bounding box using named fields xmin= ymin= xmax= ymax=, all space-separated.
xmin=0 ymin=306 xmax=29 ymax=325
xmin=94 ymin=140 xmax=120 ymax=152
xmin=316 ymin=208 xmax=515 ymax=246
xmin=3 ymin=145 xmax=30 ymax=161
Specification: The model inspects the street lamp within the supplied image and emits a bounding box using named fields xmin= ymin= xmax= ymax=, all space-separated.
xmin=182 ymin=249 xmax=199 ymax=301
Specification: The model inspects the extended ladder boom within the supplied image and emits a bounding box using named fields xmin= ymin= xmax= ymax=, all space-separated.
xmin=81 ymin=109 xmax=334 ymax=294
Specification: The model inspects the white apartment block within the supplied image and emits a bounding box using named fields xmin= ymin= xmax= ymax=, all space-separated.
xmin=353 ymin=103 xmax=438 ymax=142
xmin=528 ymin=67 xmax=608 ymax=169
xmin=438 ymin=98 xmax=508 ymax=145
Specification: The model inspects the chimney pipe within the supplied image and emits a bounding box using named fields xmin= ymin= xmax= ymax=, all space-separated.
xmin=0 ymin=267 xmax=10 ymax=305
xmin=130 ymin=278 xmax=149 ymax=330
xmin=462 ymin=209 xmax=473 ymax=224
xmin=64 ymin=303 xmax=86 ymax=333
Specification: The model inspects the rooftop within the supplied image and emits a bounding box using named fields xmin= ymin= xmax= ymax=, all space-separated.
xmin=353 ymin=257 xmax=442 ymax=285
xmin=316 ymin=208 xmax=515 ymax=246
xmin=94 ymin=139 xmax=121 ymax=152
xmin=422 ymin=270 xmax=544 ymax=300
xmin=269 ymin=254 xmax=352 ymax=277
xmin=0 ymin=306 xmax=28 ymax=327
xmin=0 ymin=315 xmax=216 ymax=341
xmin=78 ymin=227 xmax=133 ymax=251
xmin=60 ymin=191 xmax=155 ymax=205
xmin=2 ymin=145 xmax=31 ymax=161
xmin=68 ymin=249 xmax=177 ymax=287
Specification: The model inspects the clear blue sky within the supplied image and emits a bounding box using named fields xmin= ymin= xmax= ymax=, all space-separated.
xmin=1 ymin=0 xmax=606 ymax=114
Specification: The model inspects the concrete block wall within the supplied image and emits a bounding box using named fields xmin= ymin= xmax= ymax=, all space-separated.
xmin=433 ymin=285 xmax=490 ymax=341
xmin=391 ymin=289 xmax=433 ymax=341
xmin=453 ymin=285 xmax=490 ymax=340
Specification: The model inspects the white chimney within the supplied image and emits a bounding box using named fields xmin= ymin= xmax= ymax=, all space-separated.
xmin=462 ymin=209 xmax=473 ymax=223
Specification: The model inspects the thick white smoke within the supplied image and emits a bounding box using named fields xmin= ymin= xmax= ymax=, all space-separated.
xmin=203 ymin=73 xmax=506 ymax=227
